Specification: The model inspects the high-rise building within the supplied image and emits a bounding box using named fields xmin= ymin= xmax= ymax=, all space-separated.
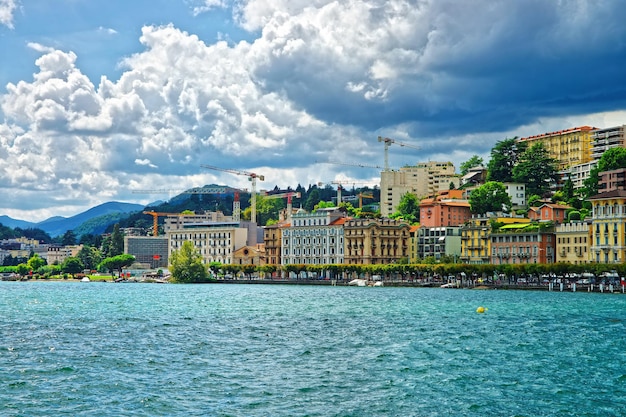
xmin=380 ymin=161 xmax=459 ymax=217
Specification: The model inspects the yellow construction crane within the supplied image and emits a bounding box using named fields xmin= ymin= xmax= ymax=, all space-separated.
xmin=133 ymin=186 xmax=244 ymax=221
xmin=200 ymin=165 xmax=265 ymax=224
xmin=318 ymin=180 xmax=377 ymax=205
xmin=358 ymin=192 xmax=374 ymax=208
xmin=377 ymin=136 xmax=421 ymax=171
xmin=142 ymin=211 xmax=191 ymax=237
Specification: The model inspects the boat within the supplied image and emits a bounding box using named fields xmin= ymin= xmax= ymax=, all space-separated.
xmin=348 ymin=279 xmax=367 ymax=287
xmin=81 ymin=277 xmax=90 ymax=282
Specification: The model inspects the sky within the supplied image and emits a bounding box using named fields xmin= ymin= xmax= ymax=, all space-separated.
xmin=1 ymin=0 xmax=626 ymax=222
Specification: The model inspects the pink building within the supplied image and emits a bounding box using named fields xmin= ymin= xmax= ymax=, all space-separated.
xmin=420 ymin=190 xmax=471 ymax=227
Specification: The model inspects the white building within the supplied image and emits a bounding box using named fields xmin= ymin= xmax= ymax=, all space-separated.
xmin=504 ymin=183 xmax=526 ymax=209
xmin=281 ymin=208 xmax=346 ymax=265
xmin=167 ymin=222 xmax=248 ymax=265
xmin=380 ymin=161 xmax=459 ymax=217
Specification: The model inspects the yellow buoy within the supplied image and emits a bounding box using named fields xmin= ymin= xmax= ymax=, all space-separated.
xmin=476 ymin=306 xmax=487 ymax=314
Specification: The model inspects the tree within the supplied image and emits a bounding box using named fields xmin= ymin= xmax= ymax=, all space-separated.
xmin=169 ymin=241 xmax=208 ymax=283
xmin=110 ymin=224 xmax=124 ymax=257
xmin=583 ymin=147 xmax=626 ymax=197
xmin=77 ymin=245 xmax=102 ymax=271
xmin=512 ymin=142 xmax=559 ymax=197
xmin=27 ymin=254 xmax=46 ymax=272
xmin=62 ymin=257 xmax=85 ymax=278
xmin=469 ymin=181 xmax=512 ymax=214
xmin=460 ymin=155 xmax=484 ymax=175
xmin=391 ymin=192 xmax=420 ymax=224
xmin=61 ymin=230 xmax=77 ymax=246
xmin=99 ymin=254 xmax=136 ymax=278
xmin=487 ymin=138 xmax=526 ymax=183
xmin=304 ymin=187 xmax=321 ymax=212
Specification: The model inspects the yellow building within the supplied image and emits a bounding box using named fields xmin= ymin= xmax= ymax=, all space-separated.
xmin=344 ymin=218 xmax=411 ymax=265
xmin=589 ymin=190 xmax=626 ymax=264
xmin=518 ymin=126 xmax=595 ymax=170
xmin=460 ymin=216 xmax=530 ymax=264
xmin=263 ymin=222 xmax=287 ymax=265
xmin=555 ymin=221 xmax=591 ymax=264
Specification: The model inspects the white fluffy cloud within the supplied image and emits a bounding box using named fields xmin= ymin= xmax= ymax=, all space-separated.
xmin=1 ymin=0 xmax=626 ymax=220
xmin=0 ymin=0 xmax=17 ymax=29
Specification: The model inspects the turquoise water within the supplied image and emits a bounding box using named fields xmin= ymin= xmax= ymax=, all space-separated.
xmin=1 ymin=282 xmax=626 ymax=416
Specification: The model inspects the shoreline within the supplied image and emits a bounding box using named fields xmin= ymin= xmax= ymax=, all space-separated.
xmin=7 ymin=277 xmax=625 ymax=294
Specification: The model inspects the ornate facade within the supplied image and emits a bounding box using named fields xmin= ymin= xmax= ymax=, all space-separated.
xmin=344 ymin=218 xmax=411 ymax=265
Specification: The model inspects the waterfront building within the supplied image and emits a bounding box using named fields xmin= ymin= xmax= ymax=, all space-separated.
xmin=528 ymin=203 xmax=571 ymax=224
xmin=344 ymin=218 xmax=411 ymax=265
xmin=124 ymin=236 xmax=169 ymax=268
xmin=590 ymin=125 xmax=626 ymax=161
xmin=167 ymin=221 xmax=247 ymax=265
xmin=416 ymin=226 xmax=462 ymax=261
xmin=589 ymin=190 xmax=626 ymax=264
xmin=518 ymin=126 xmax=595 ymax=170
xmin=419 ymin=189 xmax=471 ymax=228
xmin=460 ymin=215 xmax=530 ymax=264
xmin=263 ymin=221 xmax=289 ymax=265
xmin=490 ymin=223 xmax=555 ymax=264
xmin=380 ymin=161 xmax=459 ymax=217
xmin=232 ymin=244 xmax=266 ymax=266
xmin=555 ymin=221 xmax=592 ymax=264
xmin=281 ymin=208 xmax=346 ymax=265
xmin=47 ymin=244 xmax=83 ymax=265
xmin=459 ymin=216 xmax=491 ymax=264
xmin=164 ymin=210 xmax=262 ymax=246
xmin=408 ymin=225 xmax=420 ymax=263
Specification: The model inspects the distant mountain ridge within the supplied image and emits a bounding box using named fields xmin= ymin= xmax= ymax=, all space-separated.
xmin=0 ymin=201 xmax=145 ymax=237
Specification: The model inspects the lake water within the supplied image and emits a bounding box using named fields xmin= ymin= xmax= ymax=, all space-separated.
xmin=1 ymin=281 xmax=626 ymax=416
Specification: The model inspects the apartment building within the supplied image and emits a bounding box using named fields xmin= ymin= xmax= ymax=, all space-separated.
xmin=528 ymin=203 xmax=571 ymax=224
xmin=490 ymin=224 xmax=556 ymax=264
xmin=589 ymin=190 xmax=626 ymax=264
xmin=562 ymin=161 xmax=597 ymax=191
xmin=416 ymin=226 xmax=462 ymax=261
xmin=263 ymin=221 xmax=288 ymax=265
xmin=590 ymin=125 xmax=626 ymax=161
xmin=599 ymin=168 xmax=626 ymax=193
xmin=167 ymin=222 xmax=247 ymax=265
xmin=555 ymin=221 xmax=591 ymax=264
xmin=281 ymin=208 xmax=346 ymax=265
xmin=380 ymin=161 xmax=459 ymax=217
xmin=518 ymin=126 xmax=595 ymax=170
xmin=460 ymin=215 xmax=530 ymax=264
xmin=344 ymin=218 xmax=411 ymax=265
xmin=419 ymin=189 xmax=471 ymax=228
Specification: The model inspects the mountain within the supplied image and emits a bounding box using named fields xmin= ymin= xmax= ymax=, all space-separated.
xmin=0 ymin=201 xmax=145 ymax=237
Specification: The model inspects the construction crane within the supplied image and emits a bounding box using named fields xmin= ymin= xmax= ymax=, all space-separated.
xmin=133 ymin=186 xmax=243 ymax=222
xmin=200 ymin=165 xmax=265 ymax=224
xmin=318 ymin=180 xmax=377 ymax=205
xmin=377 ymin=136 xmax=421 ymax=171
xmin=317 ymin=160 xmax=383 ymax=170
xmin=142 ymin=211 xmax=191 ymax=237
xmin=262 ymin=191 xmax=301 ymax=220
xmin=357 ymin=192 xmax=374 ymax=208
